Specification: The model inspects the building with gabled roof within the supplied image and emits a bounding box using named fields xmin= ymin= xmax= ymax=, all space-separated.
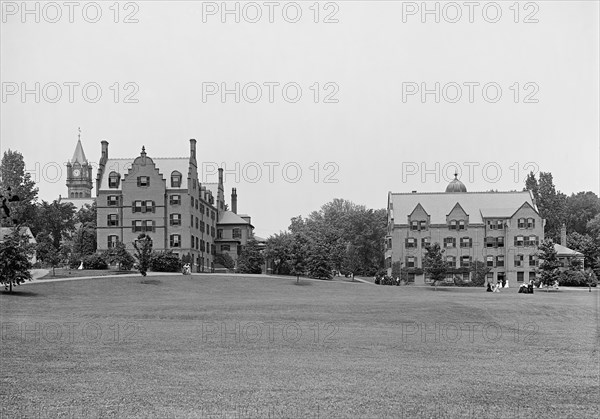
xmin=386 ymin=175 xmax=545 ymax=286
xmin=95 ymin=139 xmax=220 ymax=272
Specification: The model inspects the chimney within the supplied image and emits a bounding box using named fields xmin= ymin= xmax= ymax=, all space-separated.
xmin=231 ymin=188 xmax=237 ymax=214
xmin=101 ymin=140 xmax=109 ymax=160
xmin=561 ymin=223 xmax=567 ymax=247
xmin=189 ymin=139 xmax=196 ymax=161
xmin=218 ymin=167 xmax=223 ymax=186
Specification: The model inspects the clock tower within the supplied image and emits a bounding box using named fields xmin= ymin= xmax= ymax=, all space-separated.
xmin=66 ymin=129 xmax=93 ymax=199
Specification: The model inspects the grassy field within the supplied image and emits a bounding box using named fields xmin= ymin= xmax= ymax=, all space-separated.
xmin=1 ymin=275 xmax=598 ymax=418
xmin=39 ymin=267 xmax=136 ymax=279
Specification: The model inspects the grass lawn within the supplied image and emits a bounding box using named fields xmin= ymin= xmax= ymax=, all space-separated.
xmin=1 ymin=275 xmax=598 ymax=418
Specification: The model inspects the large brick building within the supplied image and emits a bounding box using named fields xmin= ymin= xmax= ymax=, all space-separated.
xmin=95 ymin=139 xmax=219 ymax=272
xmin=385 ymin=176 xmax=545 ymax=286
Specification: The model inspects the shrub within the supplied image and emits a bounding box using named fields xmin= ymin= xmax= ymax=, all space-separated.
xmin=558 ymin=270 xmax=588 ymax=287
xmin=82 ymin=253 xmax=108 ymax=270
xmin=150 ymin=251 xmax=181 ymax=272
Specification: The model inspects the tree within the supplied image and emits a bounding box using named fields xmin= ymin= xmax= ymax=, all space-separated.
xmin=305 ymin=236 xmax=333 ymax=279
xmin=35 ymin=232 xmax=63 ymax=276
xmin=288 ymin=232 xmax=308 ymax=283
xmin=32 ymin=200 xmax=76 ymax=248
xmin=564 ymin=192 xmax=600 ymax=235
xmin=0 ymin=226 xmax=33 ymax=292
xmin=536 ymin=172 xmax=567 ymax=241
xmin=537 ymin=239 xmax=561 ymax=288
xmin=566 ymin=232 xmax=598 ymax=271
xmin=470 ymin=260 xmax=490 ymax=287
xmin=422 ymin=243 xmax=446 ymax=290
xmin=105 ymin=242 xmax=134 ymax=270
xmin=71 ymin=222 xmax=97 ymax=257
xmin=133 ymin=234 xmax=153 ymax=276
xmin=214 ymin=253 xmax=235 ymax=270
xmin=237 ymin=236 xmax=264 ymax=274
xmin=264 ymin=232 xmax=293 ymax=275
xmin=0 ymin=150 xmax=38 ymax=226
xmin=76 ymin=202 xmax=97 ymax=226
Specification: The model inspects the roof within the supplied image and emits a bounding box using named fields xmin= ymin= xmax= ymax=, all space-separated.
xmin=554 ymin=244 xmax=583 ymax=257
xmin=0 ymin=227 xmax=36 ymax=243
xmin=218 ymin=211 xmax=253 ymax=226
xmin=58 ymin=197 xmax=96 ymax=210
xmin=389 ymin=191 xmax=537 ymax=225
xmin=71 ymin=139 xmax=88 ymax=164
xmin=99 ymin=157 xmax=190 ymax=191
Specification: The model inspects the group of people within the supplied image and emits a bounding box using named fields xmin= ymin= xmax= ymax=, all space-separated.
xmin=182 ymin=263 xmax=191 ymax=275
xmin=518 ymin=280 xmax=535 ymax=294
xmin=486 ymin=278 xmax=508 ymax=292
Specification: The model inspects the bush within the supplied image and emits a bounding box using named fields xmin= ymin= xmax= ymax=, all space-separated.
xmin=150 ymin=251 xmax=181 ymax=272
xmin=559 ymin=270 xmax=589 ymax=287
xmin=82 ymin=253 xmax=108 ymax=270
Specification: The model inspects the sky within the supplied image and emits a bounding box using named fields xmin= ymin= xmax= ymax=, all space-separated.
xmin=1 ymin=0 xmax=599 ymax=238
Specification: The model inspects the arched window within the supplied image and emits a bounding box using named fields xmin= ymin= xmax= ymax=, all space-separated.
xmin=108 ymin=172 xmax=120 ymax=188
xmin=171 ymin=171 xmax=182 ymax=188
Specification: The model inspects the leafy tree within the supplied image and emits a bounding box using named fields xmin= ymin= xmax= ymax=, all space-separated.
xmin=0 ymin=226 xmax=33 ymax=292
xmin=566 ymin=232 xmax=599 ymax=271
xmin=564 ymin=192 xmax=600 ymax=235
xmin=536 ymin=172 xmax=567 ymax=241
xmin=587 ymin=214 xmax=600 ymax=239
xmin=237 ymin=236 xmax=264 ymax=274
xmin=0 ymin=150 xmax=38 ymax=226
xmin=305 ymin=236 xmax=333 ymax=279
xmin=537 ymin=239 xmax=561 ymax=288
xmin=105 ymin=242 xmax=134 ymax=270
xmin=150 ymin=251 xmax=181 ymax=272
xmin=422 ymin=243 xmax=446 ymax=290
xmin=76 ymin=202 xmax=97 ymax=226
xmin=289 ymin=232 xmax=308 ymax=283
xmin=264 ymin=232 xmax=293 ymax=274
xmin=524 ymin=171 xmax=539 ymax=203
xmin=133 ymin=234 xmax=153 ymax=276
xmin=470 ymin=260 xmax=490 ymax=287
xmin=214 ymin=253 xmax=235 ymax=270
xmin=71 ymin=222 xmax=97 ymax=257
xmin=32 ymin=200 xmax=76 ymax=248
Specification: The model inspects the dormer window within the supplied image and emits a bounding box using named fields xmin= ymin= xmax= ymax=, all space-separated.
xmin=411 ymin=221 xmax=419 ymax=231
xmin=458 ymin=220 xmax=465 ymax=230
xmin=449 ymin=220 xmax=457 ymax=230
xmin=171 ymin=171 xmax=182 ymax=188
xmin=108 ymin=172 xmax=120 ymax=188
xmin=518 ymin=218 xmax=525 ymax=229
xmin=527 ymin=218 xmax=535 ymax=229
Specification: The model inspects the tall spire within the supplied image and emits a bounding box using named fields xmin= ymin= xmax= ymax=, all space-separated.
xmin=71 ymin=128 xmax=88 ymax=164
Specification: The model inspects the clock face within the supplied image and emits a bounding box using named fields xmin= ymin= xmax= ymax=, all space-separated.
xmin=73 ymin=169 xmax=81 ymax=177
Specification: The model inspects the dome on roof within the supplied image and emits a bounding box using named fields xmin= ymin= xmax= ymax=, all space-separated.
xmin=445 ymin=174 xmax=467 ymax=193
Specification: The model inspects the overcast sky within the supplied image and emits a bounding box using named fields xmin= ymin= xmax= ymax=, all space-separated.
xmin=1 ymin=1 xmax=598 ymax=238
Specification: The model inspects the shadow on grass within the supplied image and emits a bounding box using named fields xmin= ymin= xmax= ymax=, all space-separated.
xmin=140 ymin=279 xmax=161 ymax=285
xmin=291 ymin=281 xmax=313 ymax=286
xmin=0 ymin=290 xmax=40 ymax=297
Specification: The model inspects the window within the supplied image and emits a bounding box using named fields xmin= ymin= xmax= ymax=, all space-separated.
xmin=486 ymin=272 xmax=494 ymax=282
xmin=496 ymin=220 xmax=504 ymax=230
xmin=517 ymin=271 xmax=525 ymax=282
xmin=133 ymin=201 xmax=143 ymax=213
xmin=196 ymin=237 xmax=199 ymax=249
xmin=515 ymin=236 xmax=524 ymax=247
xmin=233 ymin=228 xmax=241 ymax=239
xmin=211 ymin=211 xmax=215 ymax=220
xmin=529 ymin=272 xmax=537 ymax=282
xmin=496 ymin=256 xmax=505 ymax=267
xmin=143 ymin=220 xmax=154 ymax=232
xmin=518 ymin=218 xmax=525 ymax=229
xmin=405 ymin=237 xmax=417 ymax=248
xmin=200 ymin=221 xmax=205 ymax=233
xmin=133 ymin=220 xmax=143 ymax=232
xmin=515 ymin=254 xmax=524 ymax=267
xmin=195 ymin=199 xmax=198 ymax=210
xmin=191 ymin=234 xmax=195 ymax=249
xmin=449 ymin=220 xmax=457 ymax=230
xmin=487 ymin=220 xmax=496 ymax=230
xmin=108 ymin=172 xmax=120 ymax=188
xmin=217 ymin=229 xmax=223 ymax=239
xmin=190 ymin=214 xmax=194 ymax=227
xmin=529 ymin=255 xmax=537 ymax=267
xmin=107 ymin=195 xmax=119 ymax=206
xmin=407 ymin=273 xmax=415 ymax=283
xmin=137 ymin=176 xmax=150 ymax=187
xmin=421 ymin=237 xmax=430 ymax=248
xmin=406 ymin=256 xmax=416 ymax=268
xmin=107 ymin=235 xmax=118 ymax=249
xmin=458 ymin=220 xmax=465 ymax=230
xmin=462 ymin=272 xmax=470 ymax=282
xmin=486 ymin=255 xmax=494 ymax=267
xmin=170 ymin=234 xmax=181 ymax=248
xmin=200 ymin=240 xmax=205 ymax=252
xmin=446 ymin=256 xmax=456 ymax=267
xmin=170 ymin=171 xmax=182 ymax=188
xmin=170 ymin=195 xmax=181 ymax=205
xmin=527 ymin=218 xmax=535 ymax=229
xmin=419 ymin=220 xmax=427 ymax=231
xmin=411 ymin=221 xmax=419 ymax=231
xmin=199 ymin=203 xmax=204 ymax=214
xmin=170 ymin=214 xmax=181 ymax=226
xmin=485 ymin=237 xmax=495 ymax=248
xmin=460 ymin=237 xmax=472 ymax=248
xmin=444 ymin=237 xmax=456 ymax=248
xmin=527 ymin=235 xmax=538 ymax=247
xmin=145 ymin=201 xmax=155 ymax=213
xmin=211 ymin=227 xmax=215 ymax=237
xmin=221 ymin=244 xmax=231 ymax=252
xmin=460 ymin=256 xmax=471 ymax=268
xmin=107 ymin=214 xmax=119 ymax=226
xmin=195 ymin=217 xmax=199 ymax=230
xmin=497 ymin=237 xmax=504 ymax=248
xmin=191 ymin=196 xmax=194 ymax=206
